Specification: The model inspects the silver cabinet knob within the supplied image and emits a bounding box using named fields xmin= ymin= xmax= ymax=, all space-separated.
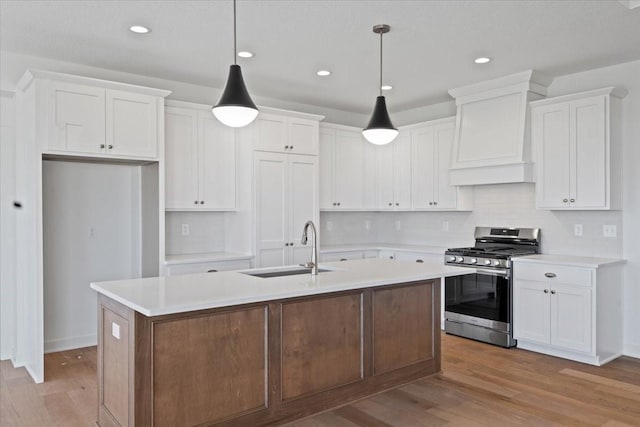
xmin=563 ymin=199 xmax=568 ymax=203
xmin=550 ymin=290 xmax=556 ymax=295
xmin=434 ymin=201 xmax=438 ymax=205
xmin=570 ymin=198 xmax=575 ymax=203
xmin=544 ymin=272 xmax=556 ymax=278
xmin=332 ymin=202 xmax=337 ymax=206
xmin=429 ymin=202 xmax=433 ymax=206
xmin=284 ymin=145 xmax=289 ymax=149
xmin=395 ymin=203 xmax=399 ymax=206
xmin=194 ymin=200 xmax=198 ymax=205
xmin=108 ymin=144 xmax=113 ymax=149
xmin=100 ymin=144 xmax=105 ymax=149
xmin=389 ymin=256 xmax=394 ymax=260
xmin=544 ymin=289 xmax=549 ymax=294
xmin=290 ymin=146 xmax=294 ymax=150
xmin=388 ymin=202 xmax=392 ymax=206
xmin=285 ymin=243 xmax=289 ymax=247
xmin=337 ymin=202 xmax=341 ymax=206
xmin=200 ymin=201 xmax=204 ymax=204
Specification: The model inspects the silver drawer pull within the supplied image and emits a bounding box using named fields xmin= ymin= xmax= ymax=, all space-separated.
xmin=207 ymin=269 xmax=218 ymax=273
xmin=339 ymin=258 xmax=348 ymax=261
xmin=416 ymin=259 xmax=424 ymax=263
xmin=544 ymin=272 xmax=556 ymax=278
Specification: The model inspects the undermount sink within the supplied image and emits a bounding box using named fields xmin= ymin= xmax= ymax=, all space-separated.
xmin=241 ymin=267 xmax=332 ymax=278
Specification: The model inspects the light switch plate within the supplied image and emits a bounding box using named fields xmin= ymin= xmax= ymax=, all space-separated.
xmin=395 ymin=220 xmax=401 ymax=231
xmin=574 ymin=224 xmax=583 ymax=237
xmin=112 ymin=322 xmax=120 ymax=340
xmin=326 ymin=221 xmax=333 ymax=232
xmin=443 ymin=221 xmax=449 ymax=232
xmin=603 ymin=225 xmax=617 ymax=237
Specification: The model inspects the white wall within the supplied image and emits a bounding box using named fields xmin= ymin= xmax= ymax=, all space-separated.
xmin=42 ymin=160 xmax=142 ymax=353
xmin=1 ymin=91 xmax=17 ymax=361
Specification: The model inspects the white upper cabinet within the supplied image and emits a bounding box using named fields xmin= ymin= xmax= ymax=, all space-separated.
xmin=19 ymin=70 xmax=170 ymax=160
xmin=164 ymin=101 xmax=236 ymax=210
xmin=106 ymin=90 xmax=158 ymax=158
xmin=252 ymin=110 xmax=322 ymax=155
xmin=410 ymin=118 xmax=472 ymax=211
xmin=50 ymin=81 xmax=105 ymax=154
xmin=371 ymin=131 xmax=412 ymax=210
xmin=531 ymin=87 xmax=625 ymax=210
xmin=319 ymin=124 xmax=365 ymax=210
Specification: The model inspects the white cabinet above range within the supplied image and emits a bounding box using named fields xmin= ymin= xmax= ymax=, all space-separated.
xmin=252 ymin=110 xmax=323 ymax=155
xmin=531 ymin=87 xmax=626 ymax=210
xmin=18 ymin=69 xmax=170 ymax=160
xmin=164 ymin=101 xmax=236 ymax=210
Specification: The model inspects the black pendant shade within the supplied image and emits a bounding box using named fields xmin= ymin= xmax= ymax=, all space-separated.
xmin=364 ymin=95 xmax=396 ymax=132
xmin=214 ymin=64 xmax=258 ymax=111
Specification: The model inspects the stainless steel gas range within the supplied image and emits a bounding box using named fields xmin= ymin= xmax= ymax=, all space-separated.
xmin=444 ymin=227 xmax=540 ymax=348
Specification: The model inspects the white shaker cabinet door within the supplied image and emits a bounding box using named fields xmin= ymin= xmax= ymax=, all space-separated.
xmin=334 ymin=130 xmax=364 ymax=209
xmin=254 ymin=153 xmax=289 ymax=268
xmin=50 ymin=82 xmax=105 ymax=154
xmin=393 ymin=132 xmax=412 ymax=210
xmin=199 ymin=113 xmax=236 ymax=209
xmin=106 ymin=90 xmax=158 ymax=158
xmin=165 ymin=107 xmax=199 ymax=209
xmin=319 ymin=129 xmax=335 ymax=209
xmin=288 ymin=155 xmax=317 ymax=264
xmin=253 ymin=113 xmax=288 ymax=153
xmin=572 ymin=96 xmax=606 ymax=209
xmin=434 ymin=122 xmax=457 ymax=209
xmin=513 ymin=280 xmax=551 ymax=345
xmin=550 ymin=284 xmax=592 ymax=353
xmin=411 ymin=125 xmax=436 ymax=209
xmin=289 ymin=117 xmax=319 ymax=155
xmin=534 ymin=103 xmax=571 ymax=209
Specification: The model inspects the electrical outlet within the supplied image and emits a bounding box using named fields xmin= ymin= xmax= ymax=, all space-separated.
xmin=395 ymin=220 xmax=401 ymax=231
xmin=365 ymin=220 xmax=371 ymax=231
xmin=574 ymin=224 xmax=583 ymax=237
xmin=181 ymin=223 xmax=190 ymax=236
xmin=443 ymin=221 xmax=449 ymax=232
xmin=603 ymin=225 xmax=617 ymax=238
xmin=88 ymin=226 xmax=96 ymax=239
xmin=326 ymin=221 xmax=333 ymax=232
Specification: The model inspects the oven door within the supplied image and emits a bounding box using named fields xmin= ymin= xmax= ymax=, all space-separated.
xmin=445 ymin=268 xmax=511 ymax=329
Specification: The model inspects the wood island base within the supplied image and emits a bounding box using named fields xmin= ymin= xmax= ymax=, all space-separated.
xmin=97 ymin=279 xmax=440 ymax=426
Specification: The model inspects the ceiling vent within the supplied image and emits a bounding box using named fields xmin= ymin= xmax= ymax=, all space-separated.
xmin=447 ymin=70 xmax=553 ymax=186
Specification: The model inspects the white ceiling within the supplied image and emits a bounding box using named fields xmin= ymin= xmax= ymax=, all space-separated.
xmin=1 ymin=1 xmax=639 ymax=114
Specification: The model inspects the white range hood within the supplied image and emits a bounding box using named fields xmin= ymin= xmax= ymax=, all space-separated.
xmin=448 ymin=70 xmax=553 ymax=186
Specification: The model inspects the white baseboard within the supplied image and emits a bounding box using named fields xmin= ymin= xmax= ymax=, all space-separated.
xmin=623 ymin=343 xmax=640 ymax=359
xmin=44 ymin=334 xmax=97 ymax=354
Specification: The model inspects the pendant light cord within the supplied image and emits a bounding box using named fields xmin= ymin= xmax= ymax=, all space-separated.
xmin=379 ymin=30 xmax=383 ymax=96
xmin=233 ymin=0 xmax=237 ymax=65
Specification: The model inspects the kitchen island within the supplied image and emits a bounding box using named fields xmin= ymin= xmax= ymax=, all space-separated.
xmin=90 ymin=259 xmax=467 ymax=427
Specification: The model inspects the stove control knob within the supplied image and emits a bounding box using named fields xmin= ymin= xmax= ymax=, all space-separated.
xmin=447 ymin=256 xmax=456 ymax=262
xmin=492 ymin=260 xmax=501 ymax=267
xmin=470 ymin=258 xmax=478 ymax=264
xmin=456 ymin=256 xmax=464 ymax=263
xmin=484 ymin=260 xmax=492 ymax=266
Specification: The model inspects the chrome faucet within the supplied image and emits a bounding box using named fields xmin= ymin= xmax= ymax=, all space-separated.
xmin=301 ymin=220 xmax=319 ymax=275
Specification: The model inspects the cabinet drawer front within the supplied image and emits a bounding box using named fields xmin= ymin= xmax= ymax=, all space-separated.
xmin=514 ymin=263 xmax=592 ymax=286
xmin=166 ymin=259 xmax=252 ymax=276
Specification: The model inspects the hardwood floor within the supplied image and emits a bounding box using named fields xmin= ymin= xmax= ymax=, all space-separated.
xmin=2 ymin=334 xmax=639 ymax=426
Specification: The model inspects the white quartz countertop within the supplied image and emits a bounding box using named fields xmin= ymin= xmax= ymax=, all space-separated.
xmin=91 ymin=259 xmax=468 ymax=317
xmin=320 ymin=243 xmax=448 ymax=254
xmin=164 ymin=252 xmax=253 ymax=265
xmin=512 ymin=254 xmax=625 ymax=268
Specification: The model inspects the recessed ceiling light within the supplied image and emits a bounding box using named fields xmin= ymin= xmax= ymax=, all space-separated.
xmin=129 ymin=25 xmax=150 ymax=34
xmin=381 ymin=85 xmax=393 ymax=91
xmin=316 ymin=70 xmax=331 ymax=77
xmin=238 ymin=51 xmax=254 ymax=58
xmin=474 ymin=57 xmax=491 ymax=64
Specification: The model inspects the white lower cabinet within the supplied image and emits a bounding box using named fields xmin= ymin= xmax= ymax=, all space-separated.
xmin=513 ymin=258 xmax=623 ymax=365
xmin=166 ymin=259 xmax=252 ymax=276
xmin=321 ymin=251 xmax=365 ymax=262
xmin=254 ymin=152 xmax=318 ymax=268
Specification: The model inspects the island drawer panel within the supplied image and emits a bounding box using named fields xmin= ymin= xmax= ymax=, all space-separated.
xmin=280 ymin=292 xmax=363 ymax=400
xmin=152 ymin=306 xmax=268 ymax=426
xmin=372 ymin=282 xmax=435 ymax=375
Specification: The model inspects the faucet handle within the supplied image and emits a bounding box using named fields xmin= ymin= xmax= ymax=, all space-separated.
xmin=301 ymin=262 xmax=315 ymax=269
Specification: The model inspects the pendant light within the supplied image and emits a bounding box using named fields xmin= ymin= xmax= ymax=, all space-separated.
xmin=212 ymin=0 xmax=259 ymax=128
xmin=363 ymin=24 xmax=398 ymax=145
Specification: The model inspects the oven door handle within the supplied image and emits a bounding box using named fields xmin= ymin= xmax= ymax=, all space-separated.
xmin=474 ymin=268 xmax=509 ymax=277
